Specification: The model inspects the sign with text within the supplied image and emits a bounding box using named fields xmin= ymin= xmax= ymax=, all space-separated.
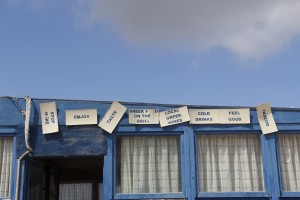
xmin=189 ymin=109 xmax=220 ymax=124
xmin=128 ymin=109 xmax=159 ymax=124
xmin=98 ymin=101 xmax=127 ymax=133
xmin=257 ymin=103 xmax=278 ymax=134
xmin=65 ymin=109 xmax=97 ymax=126
xmin=40 ymin=102 xmax=59 ymax=134
xmin=159 ymin=106 xmax=190 ymax=127
xmin=219 ymin=108 xmax=250 ymax=124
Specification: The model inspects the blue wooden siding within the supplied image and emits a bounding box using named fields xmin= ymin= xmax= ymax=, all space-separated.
xmin=2 ymin=96 xmax=300 ymax=199
xmin=16 ymin=125 xmax=107 ymax=157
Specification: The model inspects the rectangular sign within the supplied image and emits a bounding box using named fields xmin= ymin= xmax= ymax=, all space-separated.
xmin=219 ymin=108 xmax=250 ymax=124
xmin=128 ymin=109 xmax=159 ymax=124
xmin=40 ymin=102 xmax=59 ymax=134
xmin=189 ymin=109 xmax=220 ymax=124
xmin=65 ymin=109 xmax=98 ymax=126
xmin=257 ymin=103 xmax=278 ymax=134
xmin=98 ymin=101 xmax=127 ymax=133
xmin=159 ymin=106 xmax=190 ymax=127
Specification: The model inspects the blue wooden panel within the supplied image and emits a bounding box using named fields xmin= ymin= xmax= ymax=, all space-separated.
xmin=248 ymin=109 xmax=300 ymax=124
xmin=198 ymin=192 xmax=269 ymax=198
xmin=3 ymin=97 xmax=300 ymax=128
xmin=115 ymin=125 xmax=185 ymax=133
xmin=115 ymin=131 xmax=182 ymax=136
xmin=262 ymin=133 xmax=281 ymax=200
xmin=260 ymin=134 xmax=271 ymax=197
xmin=27 ymin=98 xmax=300 ymax=127
xmin=181 ymin=132 xmax=188 ymax=198
xmin=103 ymin=134 xmax=113 ymax=200
xmin=194 ymin=130 xmax=201 ymax=196
xmin=0 ymin=127 xmax=17 ymax=134
xmin=114 ymin=192 xmax=186 ymax=199
xmin=197 ymin=198 xmax=268 ymax=200
xmin=276 ymin=125 xmax=300 ymax=131
xmin=16 ymin=125 xmax=27 ymax=158
xmin=112 ymin=134 xmax=117 ymax=195
xmin=16 ymin=125 xmax=107 ymax=157
xmin=182 ymin=127 xmax=191 ymax=199
xmin=281 ymin=192 xmax=300 ymax=197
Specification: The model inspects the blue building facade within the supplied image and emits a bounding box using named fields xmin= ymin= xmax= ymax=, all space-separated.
xmin=1 ymin=96 xmax=300 ymax=200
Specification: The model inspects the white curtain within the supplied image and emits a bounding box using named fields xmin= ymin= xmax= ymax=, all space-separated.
xmin=120 ymin=136 xmax=181 ymax=193
xmin=0 ymin=137 xmax=13 ymax=197
xmin=59 ymin=183 xmax=92 ymax=200
xmin=198 ymin=134 xmax=264 ymax=192
xmin=98 ymin=183 xmax=102 ymax=200
xmin=278 ymin=134 xmax=300 ymax=191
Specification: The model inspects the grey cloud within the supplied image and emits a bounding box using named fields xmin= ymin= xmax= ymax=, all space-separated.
xmin=77 ymin=0 xmax=300 ymax=59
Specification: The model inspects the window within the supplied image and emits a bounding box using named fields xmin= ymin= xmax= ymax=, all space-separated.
xmin=0 ymin=137 xmax=13 ymax=198
xmin=278 ymin=134 xmax=300 ymax=191
xmin=59 ymin=183 xmax=92 ymax=200
xmin=117 ymin=136 xmax=181 ymax=194
xmin=197 ymin=134 xmax=264 ymax=192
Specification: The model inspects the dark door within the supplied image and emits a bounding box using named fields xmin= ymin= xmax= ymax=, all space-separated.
xmin=27 ymin=156 xmax=103 ymax=200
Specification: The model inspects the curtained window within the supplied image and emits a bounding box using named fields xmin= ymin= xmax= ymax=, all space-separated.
xmin=59 ymin=183 xmax=103 ymax=200
xmin=118 ymin=136 xmax=181 ymax=194
xmin=59 ymin=183 xmax=92 ymax=200
xmin=0 ymin=137 xmax=13 ymax=197
xmin=198 ymin=134 xmax=264 ymax=192
xmin=278 ymin=134 xmax=300 ymax=191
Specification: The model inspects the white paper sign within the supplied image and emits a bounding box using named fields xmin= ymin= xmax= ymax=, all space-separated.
xmin=40 ymin=102 xmax=59 ymax=134
xmin=65 ymin=109 xmax=97 ymax=126
xmin=128 ymin=109 xmax=159 ymax=124
xmin=257 ymin=103 xmax=278 ymax=134
xmin=219 ymin=108 xmax=250 ymax=124
xmin=189 ymin=109 xmax=220 ymax=124
xmin=98 ymin=101 xmax=127 ymax=133
xmin=159 ymin=106 xmax=190 ymax=127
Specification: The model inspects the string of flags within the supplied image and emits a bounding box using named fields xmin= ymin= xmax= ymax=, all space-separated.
xmin=40 ymin=101 xmax=278 ymax=135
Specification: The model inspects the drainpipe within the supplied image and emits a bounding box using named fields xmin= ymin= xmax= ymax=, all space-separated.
xmin=15 ymin=96 xmax=33 ymax=200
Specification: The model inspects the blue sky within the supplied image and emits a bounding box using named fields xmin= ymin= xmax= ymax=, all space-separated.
xmin=1 ymin=0 xmax=300 ymax=107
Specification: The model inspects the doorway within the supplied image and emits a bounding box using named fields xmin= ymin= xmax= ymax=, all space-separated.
xmin=27 ymin=156 xmax=104 ymax=200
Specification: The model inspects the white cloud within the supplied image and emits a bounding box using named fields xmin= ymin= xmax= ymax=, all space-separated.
xmin=76 ymin=0 xmax=300 ymax=59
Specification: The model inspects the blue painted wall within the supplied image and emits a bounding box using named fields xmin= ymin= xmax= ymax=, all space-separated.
xmin=2 ymin=96 xmax=300 ymax=200
xmin=16 ymin=125 xmax=107 ymax=157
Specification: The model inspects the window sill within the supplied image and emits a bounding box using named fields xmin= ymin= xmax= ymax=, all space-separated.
xmin=198 ymin=192 xmax=269 ymax=198
xmin=114 ymin=192 xmax=186 ymax=199
xmin=281 ymin=192 xmax=300 ymax=197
